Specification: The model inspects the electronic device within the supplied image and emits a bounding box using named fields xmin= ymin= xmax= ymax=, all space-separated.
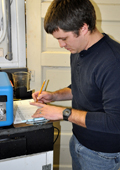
xmin=0 ymin=72 xmax=13 ymax=127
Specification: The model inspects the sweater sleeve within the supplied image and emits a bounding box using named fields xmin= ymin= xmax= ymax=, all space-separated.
xmin=86 ymin=62 xmax=120 ymax=134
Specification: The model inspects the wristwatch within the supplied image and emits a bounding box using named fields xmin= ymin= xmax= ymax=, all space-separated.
xmin=63 ymin=108 xmax=72 ymax=121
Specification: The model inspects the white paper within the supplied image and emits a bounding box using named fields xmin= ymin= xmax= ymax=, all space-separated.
xmin=13 ymin=99 xmax=46 ymax=124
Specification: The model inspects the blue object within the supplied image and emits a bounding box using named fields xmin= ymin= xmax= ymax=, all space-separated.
xmin=0 ymin=72 xmax=13 ymax=127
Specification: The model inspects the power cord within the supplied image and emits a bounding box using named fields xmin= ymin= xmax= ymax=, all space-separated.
xmin=53 ymin=126 xmax=60 ymax=144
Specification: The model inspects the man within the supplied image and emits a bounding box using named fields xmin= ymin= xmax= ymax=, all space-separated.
xmin=30 ymin=0 xmax=120 ymax=169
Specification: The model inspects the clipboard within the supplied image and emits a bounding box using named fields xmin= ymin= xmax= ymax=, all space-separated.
xmin=13 ymin=99 xmax=49 ymax=125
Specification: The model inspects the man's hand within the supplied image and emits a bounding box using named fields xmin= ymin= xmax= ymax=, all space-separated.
xmin=30 ymin=102 xmax=65 ymax=120
xmin=32 ymin=91 xmax=55 ymax=103
xmin=32 ymin=87 xmax=73 ymax=103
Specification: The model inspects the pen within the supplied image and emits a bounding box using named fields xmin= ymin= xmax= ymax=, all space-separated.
xmin=36 ymin=80 xmax=46 ymax=102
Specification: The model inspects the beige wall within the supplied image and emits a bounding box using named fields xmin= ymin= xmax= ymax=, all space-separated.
xmin=26 ymin=0 xmax=42 ymax=91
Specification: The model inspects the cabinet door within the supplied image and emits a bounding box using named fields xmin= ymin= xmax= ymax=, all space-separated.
xmin=0 ymin=0 xmax=26 ymax=68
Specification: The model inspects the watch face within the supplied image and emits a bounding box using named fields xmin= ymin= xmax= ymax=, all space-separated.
xmin=63 ymin=108 xmax=71 ymax=121
xmin=64 ymin=109 xmax=70 ymax=116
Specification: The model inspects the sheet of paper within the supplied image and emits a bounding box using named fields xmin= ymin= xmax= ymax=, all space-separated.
xmin=13 ymin=99 xmax=46 ymax=124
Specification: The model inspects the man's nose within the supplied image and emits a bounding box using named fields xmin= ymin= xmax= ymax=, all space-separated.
xmin=58 ymin=40 xmax=66 ymax=48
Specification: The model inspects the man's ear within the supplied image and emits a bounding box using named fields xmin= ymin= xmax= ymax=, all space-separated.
xmin=80 ymin=23 xmax=89 ymax=35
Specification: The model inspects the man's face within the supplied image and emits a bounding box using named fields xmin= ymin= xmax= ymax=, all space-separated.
xmin=52 ymin=28 xmax=87 ymax=54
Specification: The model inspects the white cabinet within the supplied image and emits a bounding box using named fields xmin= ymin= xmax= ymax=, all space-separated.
xmin=0 ymin=0 xmax=26 ymax=68
xmin=0 ymin=151 xmax=53 ymax=170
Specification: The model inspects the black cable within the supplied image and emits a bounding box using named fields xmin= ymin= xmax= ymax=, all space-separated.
xmin=53 ymin=126 xmax=60 ymax=144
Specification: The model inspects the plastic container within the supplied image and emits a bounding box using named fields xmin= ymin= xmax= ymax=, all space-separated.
xmin=12 ymin=71 xmax=30 ymax=90
xmin=12 ymin=72 xmax=31 ymax=99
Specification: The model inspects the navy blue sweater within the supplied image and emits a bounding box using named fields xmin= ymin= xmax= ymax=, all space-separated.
xmin=70 ymin=34 xmax=120 ymax=152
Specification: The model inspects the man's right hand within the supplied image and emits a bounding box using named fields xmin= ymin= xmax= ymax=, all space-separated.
xmin=32 ymin=91 xmax=55 ymax=103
